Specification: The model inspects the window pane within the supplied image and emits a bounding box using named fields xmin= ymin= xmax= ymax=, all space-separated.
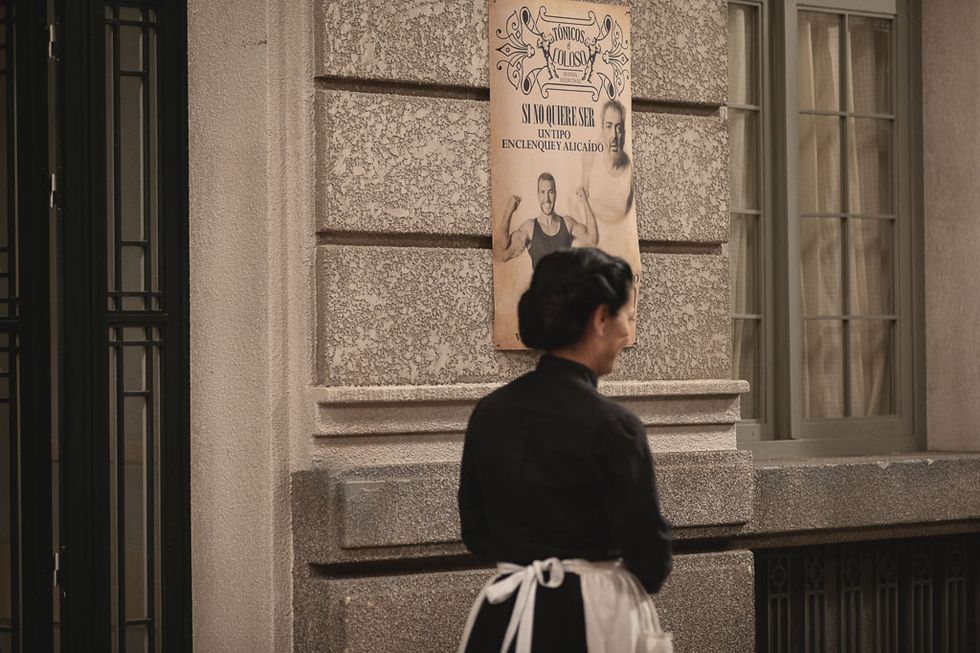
xmin=849 ymin=320 xmax=894 ymax=416
xmin=849 ymin=218 xmax=894 ymax=315
xmin=125 ymin=448 xmax=147 ymax=618
xmin=123 ymin=345 xmax=146 ymax=393
xmin=148 ymin=27 xmax=159 ymax=297
xmin=119 ymin=26 xmax=143 ymax=73
xmin=106 ymin=24 xmax=116 ymax=294
xmin=847 ymin=118 xmax=893 ymax=215
xmin=801 ymin=218 xmax=843 ymax=316
xmin=728 ymin=3 xmax=758 ymax=106
xmin=119 ymin=6 xmax=143 ymax=22
xmin=121 ymin=246 xmax=145 ymax=294
xmin=0 ymin=74 xmax=7 ymax=247
xmin=126 ymin=626 xmax=148 ymax=653
xmin=847 ymin=16 xmax=892 ymax=115
xmin=0 ymin=389 xmax=10 ymax=644
xmin=0 ymin=71 xmax=7 ymax=250
xmin=729 ymin=109 xmax=760 ymax=211
xmin=798 ymin=11 xmax=842 ymax=112
xmin=733 ymin=319 xmax=761 ymax=419
xmin=120 ymin=76 xmax=145 ymax=249
xmin=730 ymin=213 xmax=760 ymax=314
xmin=799 ymin=115 xmax=841 ymax=214
xmin=803 ymin=320 xmax=844 ymax=418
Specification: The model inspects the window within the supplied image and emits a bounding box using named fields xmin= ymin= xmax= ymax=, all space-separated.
xmin=728 ymin=0 xmax=920 ymax=455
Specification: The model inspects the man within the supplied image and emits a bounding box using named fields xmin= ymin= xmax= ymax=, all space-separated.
xmin=582 ymin=99 xmax=633 ymax=221
xmin=495 ymin=172 xmax=598 ymax=269
xmin=580 ymin=99 xmax=639 ymax=274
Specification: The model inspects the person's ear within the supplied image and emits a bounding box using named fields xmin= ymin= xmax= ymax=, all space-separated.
xmin=591 ymin=304 xmax=609 ymax=337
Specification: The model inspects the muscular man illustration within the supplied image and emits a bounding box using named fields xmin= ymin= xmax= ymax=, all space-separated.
xmin=583 ymin=38 xmax=600 ymax=82
xmin=538 ymin=34 xmax=558 ymax=79
xmin=495 ymin=172 xmax=598 ymax=269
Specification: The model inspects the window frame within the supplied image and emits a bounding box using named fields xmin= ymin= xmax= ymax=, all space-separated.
xmin=731 ymin=0 xmax=923 ymax=457
xmin=729 ymin=0 xmax=775 ymax=443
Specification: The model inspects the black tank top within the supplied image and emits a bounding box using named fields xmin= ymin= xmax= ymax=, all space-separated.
xmin=528 ymin=217 xmax=573 ymax=268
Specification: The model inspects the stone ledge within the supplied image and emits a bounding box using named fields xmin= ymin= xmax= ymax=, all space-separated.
xmin=746 ymin=453 xmax=980 ymax=539
xmin=314 ymin=379 xmax=749 ymax=436
xmin=291 ymin=449 xmax=753 ymax=566
xmin=292 ymin=550 xmax=754 ymax=653
xmin=315 ymin=0 xmax=727 ymax=105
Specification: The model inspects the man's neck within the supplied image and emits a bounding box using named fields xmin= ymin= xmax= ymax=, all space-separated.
xmin=604 ymin=150 xmax=628 ymax=171
xmin=537 ymin=212 xmax=560 ymax=227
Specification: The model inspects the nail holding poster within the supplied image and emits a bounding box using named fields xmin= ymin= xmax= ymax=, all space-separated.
xmin=490 ymin=0 xmax=639 ymax=349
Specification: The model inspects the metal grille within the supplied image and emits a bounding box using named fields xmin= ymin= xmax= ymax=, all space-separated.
xmin=757 ymin=535 xmax=980 ymax=653
xmin=105 ymin=3 xmax=159 ymax=314
xmin=104 ymin=4 xmax=162 ymax=652
xmin=0 ymin=333 xmax=18 ymax=653
xmin=0 ymin=1 xmax=18 ymax=650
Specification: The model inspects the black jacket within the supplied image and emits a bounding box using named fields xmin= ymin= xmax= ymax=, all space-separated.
xmin=458 ymin=354 xmax=672 ymax=593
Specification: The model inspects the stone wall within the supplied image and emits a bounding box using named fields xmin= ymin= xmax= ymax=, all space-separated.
xmin=182 ymin=0 xmax=980 ymax=650
xmin=923 ymin=0 xmax=980 ymax=453
xmin=301 ymin=0 xmax=759 ymax=650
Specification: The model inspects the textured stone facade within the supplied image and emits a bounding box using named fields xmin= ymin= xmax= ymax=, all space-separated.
xmin=182 ymin=0 xmax=980 ymax=649
xmin=317 ymin=246 xmax=730 ymax=385
xmin=316 ymin=90 xmax=728 ymax=242
xmin=305 ymin=0 xmax=742 ymax=649
xmin=315 ymin=0 xmax=727 ymax=104
xmin=293 ymin=552 xmax=753 ymax=653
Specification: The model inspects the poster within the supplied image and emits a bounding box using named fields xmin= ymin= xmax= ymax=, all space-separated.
xmin=490 ymin=0 xmax=639 ymax=349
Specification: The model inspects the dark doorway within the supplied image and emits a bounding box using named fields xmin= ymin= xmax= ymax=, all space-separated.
xmin=1 ymin=1 xmax=189 ymax=651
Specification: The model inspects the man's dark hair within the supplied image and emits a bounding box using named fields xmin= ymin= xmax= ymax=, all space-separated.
xmin=518 ymin=247 xmax=634 ymax=351
xmin=537 ymin=172 xmax=556 ymax=187
xmin=601 ymin=99 xmax=625 ymax=124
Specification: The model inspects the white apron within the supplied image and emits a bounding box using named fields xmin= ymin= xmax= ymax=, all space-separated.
xmin=457 ymin=558 xmax=673 ymax=653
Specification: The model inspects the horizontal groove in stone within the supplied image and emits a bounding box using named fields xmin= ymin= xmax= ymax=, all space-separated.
xmin=315 ymin=75 xmax=490 ymax=101
xmin=314 ymin=75 xmax=719 ymax=116
xmin=309 ymin=554 xmax=485 ymax=581
xmin=314 ymin=379 xmax=749 ymax=405
xmin=316 ymin=231 xmax=724 ymax=254
xmin=640 ymin=242 xmax=724 ymax=255
xmin=317 ymin=230 xmax=492 ymax=250
xmin=633 ymin=97 xmax=721 ymax=116
xmin=307 ymin=541 xmax=738 ymax=581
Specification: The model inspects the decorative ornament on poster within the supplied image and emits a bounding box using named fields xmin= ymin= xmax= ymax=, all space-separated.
xmin=490 ymin=0 xmax=640 ymax=350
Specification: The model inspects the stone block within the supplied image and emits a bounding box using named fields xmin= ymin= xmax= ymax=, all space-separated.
xmin=315 ymin=0 xmax=727 ymax=105
xmin=316 ymin=89 xmax=728 ymax=242
xmin=341 ymin=476 xmax=459 ymax=548
xmin=315 ymin=90 xmax=490 ymax=237
xmin=656 ymin=551 xmax=754 ymax=653
xmin=292 ymin=551 xmax=754 ymax=652
xmin=291 ymin=450 xmax=752 ymax=566
xmin=316 ymin=245 xmax=729 ymax=386
xmin=748 ymin=453 xmax=980 ymax=537
xmin=634 ymin=111 xmax=729 ymax=242
xmin=657 ymin=450 xmax=754 ymax=528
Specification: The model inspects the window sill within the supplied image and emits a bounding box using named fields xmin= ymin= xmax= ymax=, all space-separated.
xmin=740 ymin=433 xmax=920 ymax=459
xmin=740 ymin=451 xmax=980 ymax=547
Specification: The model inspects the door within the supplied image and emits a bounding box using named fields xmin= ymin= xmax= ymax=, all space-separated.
xmin=1 ymin=1 xmax=189 ymax=651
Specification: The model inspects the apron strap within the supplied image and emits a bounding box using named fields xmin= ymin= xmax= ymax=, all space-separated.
xmin=456 ymin=558 xmax=567 ymax=653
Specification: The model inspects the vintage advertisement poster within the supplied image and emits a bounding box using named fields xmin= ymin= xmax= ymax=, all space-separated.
xmin=490 ymin=0 xmax=639 ymax=349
